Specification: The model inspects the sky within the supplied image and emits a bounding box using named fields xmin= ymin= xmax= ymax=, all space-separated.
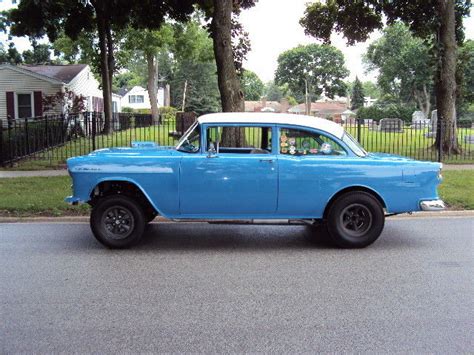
xmin=240 ymin=0 xmax=474 ymax=83
xmin=2 ymin=0 xmax=474 ymax=84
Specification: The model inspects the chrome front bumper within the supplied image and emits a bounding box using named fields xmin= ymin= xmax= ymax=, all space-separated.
xmin=420 ymin=199 xmax=446 ymax=211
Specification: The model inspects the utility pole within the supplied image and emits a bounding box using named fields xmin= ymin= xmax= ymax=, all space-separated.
xmin=305 ymin=78 xmax=310 ymax=116
xmin=181 ymin=80 xmax=188 ymax=112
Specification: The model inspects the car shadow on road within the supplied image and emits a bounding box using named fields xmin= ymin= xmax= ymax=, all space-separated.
xmin=133 ymin=223 xmax=335 ymax=251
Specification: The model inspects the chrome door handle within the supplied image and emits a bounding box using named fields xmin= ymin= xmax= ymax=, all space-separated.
xmin=259 ymin=159 xmax=274 ymax=163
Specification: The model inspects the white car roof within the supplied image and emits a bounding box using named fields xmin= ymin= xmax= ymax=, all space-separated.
xmin=198 ymin=112 xmax=345 ymax=139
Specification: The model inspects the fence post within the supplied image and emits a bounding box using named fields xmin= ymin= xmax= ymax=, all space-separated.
xmin=92 ymin=112 xmax=96 ymax=151
xmin=438 ymin=120 xmax=443 ymax=162
xmin=0 ymin=121 xmax=3 ymax=167
xmin=357 ymin=118 xmax=362 ymax=142
xmin=24 ymin=118 xmax=30 ymax=156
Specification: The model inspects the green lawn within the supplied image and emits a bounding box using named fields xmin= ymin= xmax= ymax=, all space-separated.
xmin=438 ymin=170 xmax=474 ymax=209
xmin=0 ymin=171 xmax=472 ymax=217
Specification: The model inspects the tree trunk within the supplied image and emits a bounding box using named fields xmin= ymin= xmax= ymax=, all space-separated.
xmin=211 ymin=0 xmax=245 ymax=147
xmin=97 ymin=16 xmax=113 ymax=135
xmin=434 ymin=0 xmax=459 ymax=155
xmin=105 ymin=21 xmax=115 ymax=122
xmin=146 ymin=52 xmax=160 ymax=124
xmin=423 ymin=84 xmax=431 ymax=118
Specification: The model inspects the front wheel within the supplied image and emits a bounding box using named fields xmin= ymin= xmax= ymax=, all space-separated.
xmin=90 ymin=195 xmax=146 ymax=249
xmin=326 ymin=192 xmax=385 ymax=248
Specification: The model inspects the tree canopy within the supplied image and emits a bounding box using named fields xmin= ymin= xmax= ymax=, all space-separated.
xmin=300 ymin=0 xmax=471 ymax=154
xmin=351 ymin=77 xmax=365 ymax=110
xmin=240 ymin=69 xmax=264 ymax=101
xmin=275 ymin=44 xmax=348 ymax=102
xmin=364 ymin=23 xmax=433 ymax=116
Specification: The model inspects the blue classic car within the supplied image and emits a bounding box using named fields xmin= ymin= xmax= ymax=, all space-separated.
xmin=66 ymin=113 xmax=444 ymax=249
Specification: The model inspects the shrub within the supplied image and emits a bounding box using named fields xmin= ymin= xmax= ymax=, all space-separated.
xmin=159 ymin=106 xmax=178 ymax=122
xmin=121 ymin=107 xmax=135 ymax=113
xmin=357 ymin=104 xmax=417 ymax=123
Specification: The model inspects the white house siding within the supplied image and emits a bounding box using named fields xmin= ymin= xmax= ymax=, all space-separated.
xmin=0 ymin=66 xmax=63 ymax=119
xmin=67 ymin=66 xmax=104 ymax=112
xmin=120 ymin=86 xmax=164 ymax=111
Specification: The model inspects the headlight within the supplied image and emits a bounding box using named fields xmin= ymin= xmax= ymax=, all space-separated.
xmin=438 ymin=167 xmax=443 ymax=180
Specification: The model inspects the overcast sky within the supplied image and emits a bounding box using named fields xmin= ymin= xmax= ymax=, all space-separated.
xmin=240 ymin=0 xmax=474 ymax=83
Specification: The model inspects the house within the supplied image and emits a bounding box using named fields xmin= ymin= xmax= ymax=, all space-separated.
xmin=0 ymin=63 xmax=121 ymax=120
xmin=245 ymin=98 xmax=290 ymax=113
xmin=120 ymin=85 xmax=169 ymax=111
xmin=289 ymin=101 xmax=348 ymax=120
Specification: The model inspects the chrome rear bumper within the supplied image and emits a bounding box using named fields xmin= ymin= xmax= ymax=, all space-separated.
xmin=420 ymin=199 xmax=446 ymax=211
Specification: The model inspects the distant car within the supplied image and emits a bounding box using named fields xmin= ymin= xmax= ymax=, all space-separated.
xmin=66 ymin=113 xmax=444 ymax=249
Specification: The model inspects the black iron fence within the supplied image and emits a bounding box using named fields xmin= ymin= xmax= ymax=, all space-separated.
xmin=0 ymin=112 xmax=473 ymax=167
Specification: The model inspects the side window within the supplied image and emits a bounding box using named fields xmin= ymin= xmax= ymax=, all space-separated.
xmin=279 ymin=128 xmax=346 ymax=156
xmin=206 ymin=126 xmax=272 ymax=154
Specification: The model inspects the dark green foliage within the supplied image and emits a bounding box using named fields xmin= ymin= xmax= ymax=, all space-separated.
xmin=171 ymin=60 xmax=221 ymax=115
xmin=457 ymin=39 xmax=474 ymax=116
xmin=364 ymin=23 xmax=433 ymax=111
xmin=357 ymin=104 xmax=417 ymax=123
xmin=0 ymin=42 xmax=23 ymax=64
xmin=240 ymin=69 xmax=264 ymax=101
xmin=275 ymin=44 xmax=348 ymax=102
xmin=351 ymin=77 xmax=365 ymax=110
xmin=22 ymin=40 xmax=53 ymax=64
xmin=300 ymin=0 xmax=470 ymax=46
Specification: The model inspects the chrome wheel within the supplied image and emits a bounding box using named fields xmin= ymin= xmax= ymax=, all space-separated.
xmin=102 ymin=206 xmax=135 ymax=240
xmin=340 ymin=203 xmax=373 ymax=238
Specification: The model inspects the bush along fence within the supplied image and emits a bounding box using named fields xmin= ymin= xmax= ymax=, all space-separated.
xmin=0 ymin=112 xmax=473 ymax=167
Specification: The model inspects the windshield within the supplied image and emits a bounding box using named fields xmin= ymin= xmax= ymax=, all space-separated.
xmin=342 ymin=132 xmax=367 ymax=157
xmin=176 ymin=122 xmax=201 ymax=153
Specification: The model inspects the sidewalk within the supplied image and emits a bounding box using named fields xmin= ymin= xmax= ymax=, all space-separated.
xmin=0 ymin=170 xmax=69 ymax=178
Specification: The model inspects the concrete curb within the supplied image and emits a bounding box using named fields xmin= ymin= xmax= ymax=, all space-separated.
xmin=1 ymin=210 xmax=473 ymax=224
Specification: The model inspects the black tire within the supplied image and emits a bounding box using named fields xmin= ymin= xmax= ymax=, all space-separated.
xmin=326 ymin=192 xmax=385 ymax=248
xmin=90 ymin=195 xmax=146 ymax=249
xmin=145 ymin=211 xmax=157 ymax=224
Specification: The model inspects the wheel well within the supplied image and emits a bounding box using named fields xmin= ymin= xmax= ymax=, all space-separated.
xmin=90 ymin=180 xmax=156 ymax=216
xmin=323 ymin=186 xmax=386 ymax=219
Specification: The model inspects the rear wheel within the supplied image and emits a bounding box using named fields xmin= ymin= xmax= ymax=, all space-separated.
xmin=326 ymin=192 xmax=385 ymax=248
xmin=90 ymin=195 xmax=146 ymax=249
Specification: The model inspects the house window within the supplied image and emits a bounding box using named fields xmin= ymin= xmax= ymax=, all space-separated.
xmin=129 ymin=95 xmax=144 ymax=104
xmin=16 ymin=93 xmax=33 ymax=118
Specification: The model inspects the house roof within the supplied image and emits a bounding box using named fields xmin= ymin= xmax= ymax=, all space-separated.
xmin=198 ymin=112 xmax=345 ymax=139
xmin=291 ymin=101 xmax=348 ymax=115
xmin=19 ymin=64 xmax=87 ymax=84
xmin=245 ymin=100 xmax=282 ymax=112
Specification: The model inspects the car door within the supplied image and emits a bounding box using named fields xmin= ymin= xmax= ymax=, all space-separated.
xmin=277 ymin=126 xmax=349 ymax=218
xmin=179 ymin=124 xmax=278 ymax=216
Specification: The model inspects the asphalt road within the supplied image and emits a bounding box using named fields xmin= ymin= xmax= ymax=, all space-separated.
xmin=1 ymin=217 xmax=473 ymax=353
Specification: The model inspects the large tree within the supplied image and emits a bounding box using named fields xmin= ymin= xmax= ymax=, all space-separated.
xmin=365 ymin=23 xmax=433 ymax=117
xmin=351 ymin=77 xmax=365 ymax=110
xmin=6 ymin=0 xmax=195 ymax=133
xmin=300 ymin=0 xmax=471 ymax=154
xmin=275 ymin=44 xmax=348 ymax=113
xmin=122 ymin=24 xmax=174 ymax=122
